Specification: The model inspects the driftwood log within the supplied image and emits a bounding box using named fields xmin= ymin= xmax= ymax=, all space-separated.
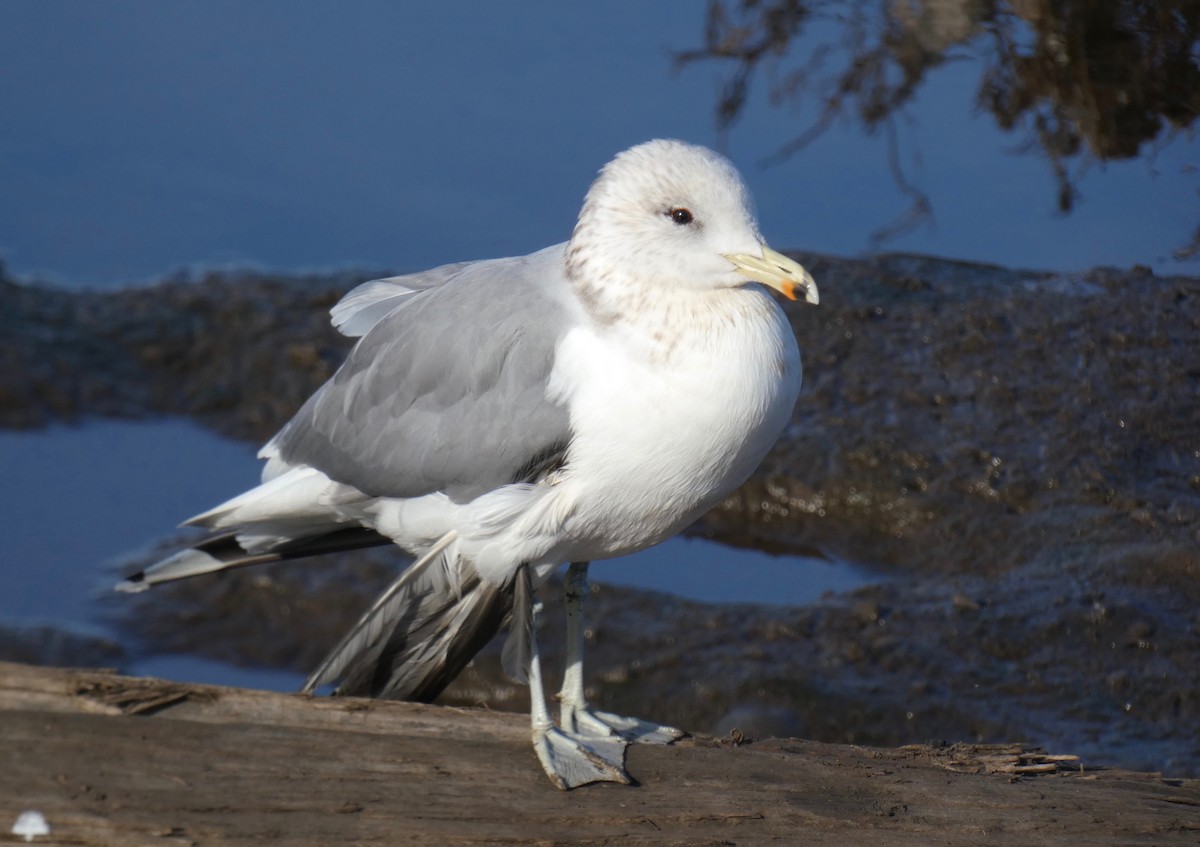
xmin=2 ymin=661 xmax=1196 ymax=845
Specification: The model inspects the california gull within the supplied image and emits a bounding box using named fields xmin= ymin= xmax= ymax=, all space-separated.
xmin=118 ymin=139 xmax=819 ymax=788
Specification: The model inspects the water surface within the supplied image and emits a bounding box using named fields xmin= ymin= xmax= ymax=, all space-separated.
xmin=0 ymin=419 xmax=872 ymax=687
xmin=2 ymin=2 xmax=1193 ymax=286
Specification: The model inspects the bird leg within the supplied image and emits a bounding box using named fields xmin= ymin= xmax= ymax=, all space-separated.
xmin=557 ymin=561 xmax=685 ymax=745
xmin=515 ymin=563 xmax=629 ymax=789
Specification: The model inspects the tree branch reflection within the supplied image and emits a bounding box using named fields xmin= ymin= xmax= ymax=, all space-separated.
xmin=677 ymin=0 xmax=1200 ymax=251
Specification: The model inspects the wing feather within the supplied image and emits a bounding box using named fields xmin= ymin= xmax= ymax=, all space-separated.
xmin=271 ymin=244 xmax=576 ymax=501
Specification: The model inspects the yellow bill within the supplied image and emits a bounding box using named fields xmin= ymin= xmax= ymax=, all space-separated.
xmin=724 ymin=246 xmax=819 ymax=305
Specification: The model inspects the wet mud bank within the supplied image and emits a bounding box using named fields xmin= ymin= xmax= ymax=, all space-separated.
xmin=3 ymin=253 xmax=1197 ymax=775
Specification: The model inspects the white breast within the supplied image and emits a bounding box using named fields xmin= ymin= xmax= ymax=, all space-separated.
xmin=545 ymin=289 xmax=802 ymax=560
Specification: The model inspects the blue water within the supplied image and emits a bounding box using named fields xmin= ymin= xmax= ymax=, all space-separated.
xmin=126 ymin=654 xmax=307 ymax=693
xmin=0 ymin=420 xmax=258 ymax=626
xmin=1 ymin=1 xmax=1194 ymax=287
xmin=0 ymin=419 xmax=871 ymax=687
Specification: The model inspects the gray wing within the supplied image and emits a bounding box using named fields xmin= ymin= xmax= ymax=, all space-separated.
xmin=330 ymin=262 xmax=473 ymax=338
xmin=271 ymin=245 xmax=576 ymax=502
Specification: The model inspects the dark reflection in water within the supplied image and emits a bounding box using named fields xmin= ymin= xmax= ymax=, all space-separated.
xmin=679 ymin=0 xmax=1200 ymax=250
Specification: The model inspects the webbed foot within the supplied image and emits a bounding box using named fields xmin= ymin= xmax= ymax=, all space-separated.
xmin=532 ymin=724 xmax=631 ymax=789
xmin=562 ymin=705 xmax=686 ymax=745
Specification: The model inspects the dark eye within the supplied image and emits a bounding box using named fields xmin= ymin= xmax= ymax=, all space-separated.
xmin=668 ymin=207 xmax=694 ymax=226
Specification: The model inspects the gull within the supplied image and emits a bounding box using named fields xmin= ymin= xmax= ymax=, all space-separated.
xmin=117 ymin=139 xmax=818 ymax=788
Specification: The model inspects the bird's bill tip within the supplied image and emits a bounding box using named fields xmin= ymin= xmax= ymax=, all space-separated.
xmin=724 ymin=247 xmax=819 ymax=305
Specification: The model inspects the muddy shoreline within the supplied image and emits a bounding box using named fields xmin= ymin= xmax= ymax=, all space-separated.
xmin=2 ymin=253 xmax=1197 ymax=776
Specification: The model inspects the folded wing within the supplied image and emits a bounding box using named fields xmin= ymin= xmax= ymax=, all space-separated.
xmin=269 ymin=244 xmax=577 ymax=502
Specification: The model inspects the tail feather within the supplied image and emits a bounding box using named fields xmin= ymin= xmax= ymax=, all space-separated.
xmin=115 ymin=526 xmax=391 ymax=593
xmin=303 ymin=530 xmax=514 ymax=702
xmin=302 ymin=532 xmax=460 ymax=692
xmin=120 ymin=521 xmax=517 ymax=706
xmin=500 ymin=563 xmax=534 ymax=685
xmin=341 ymin=575 xmax=510 ymax=702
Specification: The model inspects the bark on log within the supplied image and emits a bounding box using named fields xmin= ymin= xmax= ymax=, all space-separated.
xmin=1 ymin=662 xmax=1196 ymax=846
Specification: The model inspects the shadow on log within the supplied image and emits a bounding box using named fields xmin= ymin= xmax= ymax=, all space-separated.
xmin=2 ymin=661 xmax=1197 ymax=846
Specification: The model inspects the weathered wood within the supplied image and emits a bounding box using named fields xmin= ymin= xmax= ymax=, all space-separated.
xmin=1 ymin=662 xmax=1196 ymax=846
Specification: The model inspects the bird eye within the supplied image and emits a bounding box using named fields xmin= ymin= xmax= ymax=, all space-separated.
xmin=668 ymin=207 xmax=694 ymax=226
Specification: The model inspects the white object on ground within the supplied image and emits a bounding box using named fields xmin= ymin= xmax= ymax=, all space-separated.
xmin=11 ymin=811 xmax=50 ymax=842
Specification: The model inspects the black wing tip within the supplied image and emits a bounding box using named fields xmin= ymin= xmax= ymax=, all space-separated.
xmin=114 ymin=572 xmax=147 ymax=593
